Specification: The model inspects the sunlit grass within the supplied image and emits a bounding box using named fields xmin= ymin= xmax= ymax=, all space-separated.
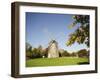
xmin=26 ymin=57 xmax=89 ymax=67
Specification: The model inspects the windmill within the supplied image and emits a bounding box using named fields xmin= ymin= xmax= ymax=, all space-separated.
xmin=48 ymin=40 xmax=59 ymax=58
xmin=43 ymin=28 xmax=60 ymax=58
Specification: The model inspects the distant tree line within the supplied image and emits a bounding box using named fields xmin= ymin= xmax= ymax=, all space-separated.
xmin=26 ymin=43 xmax=89 ymax=60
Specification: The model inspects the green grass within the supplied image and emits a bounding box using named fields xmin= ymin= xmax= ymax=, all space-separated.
xmin=26 ymin=57 xmax=89 ymax=67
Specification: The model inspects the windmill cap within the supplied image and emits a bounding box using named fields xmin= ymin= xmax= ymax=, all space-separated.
xmin=50 ymin=40 xmax=57 ymax=43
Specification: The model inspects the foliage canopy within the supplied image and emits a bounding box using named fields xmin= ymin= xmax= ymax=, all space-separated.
xmin=67 ymin=15 xmax=89 ymax=47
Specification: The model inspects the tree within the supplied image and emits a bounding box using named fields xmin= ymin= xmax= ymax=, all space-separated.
xmin=26 ymin=42 xmax=33 ymax=59
xmin=38 ymin=45 xmax=43 ymax=54
xmin=32 ymin=45 xmax=44 ymax=58
xmin=43 ymin=48 xmax=48 ymax=57
xmin=37 ymin=45 xmax=43 ymax=57
xmin=77 ymin=49 xmax=89 ymax=58
xmin=70 ymin=52 xmax=77 ymax=57
xmin=66 ymin=15 xmax=89 ymax=47
xmin=59 ymin=49 xmax=70 ymax=57
xmin=26 ymin=42 xmax=32 ymax=51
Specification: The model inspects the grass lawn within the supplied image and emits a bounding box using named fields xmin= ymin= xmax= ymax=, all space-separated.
xmin=26 ymin=57 xmax=89 ymax=67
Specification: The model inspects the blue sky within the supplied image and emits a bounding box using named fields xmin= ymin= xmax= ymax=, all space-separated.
xmin=26 ymin=12 xmax=88 ymax=53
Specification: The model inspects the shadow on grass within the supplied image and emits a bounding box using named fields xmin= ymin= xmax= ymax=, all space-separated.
xmin=77 ymin=62 xmax=89 ymax=65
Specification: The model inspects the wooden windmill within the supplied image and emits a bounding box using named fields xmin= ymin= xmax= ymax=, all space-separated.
xmin=43 ymin=28 xmax=59 ymax=58
xmin=47 ymin=40 xmax=59 ymax=58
